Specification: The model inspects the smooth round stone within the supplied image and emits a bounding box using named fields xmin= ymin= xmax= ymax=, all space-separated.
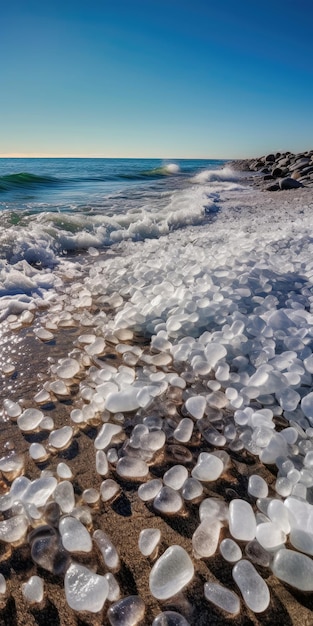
xmin=181 ymin=478 xmax=203 ymax=501
xmin=17 ymin=408 xmax=44 ymax=432
xmin=82 ymin=488 xmax=100 ymax=505
xmin=229 ymin=499 xmax=256 ymax=541
xmin=301 ymin=392 xmax=313 ymax=422
xmin=204 ymin=342 xmax=227 ymax=366
xmin=192 ymin=519 xmax=222 ymax=558
xmin=96 ymin=450 xmax=109 ymax=476
xmin=93 ymin=529 xmax=120 ymax=570
xmin=267 ymin=500 xmax=290 ymax=534
xmin=244 ymin=540 xmax=271 ymax=568
xmin=138 ymin=479 xmax=163 ymax=502
xmin=105 ymin=389 xmax=141 ymax=413
xmin=248 ymin=475 xmax=268 ymax=498
xmin=57 ymin=463 xmax=73 ymax=480
xmin=34 ymin=328 xmax=54 ymax=341
xmin=30 ymin=526 xmax=70 ymax=575
xmin=220 ymin=538 xmax=242 ymax=563
xmin=0 ymin=573 xmax=6 ymax=595
xmin=94 ymin=423 xmax=123 ymax=450
xmin=59 ymin=516 xmax=92 ymax=552
xmin=65 ymin=562 xmax=109 ymax=612
xmin=29 ymin=443 xmax=48 ymax=462
xmin=86 ymin=337 xmax=106 ymax=356
xmin=191 ymin=453 xmax=224 ymax=482
xmin=256 ymin=522 xmax=286 ymax=551
xmin=153 ymin=486 xmax=183 ymax=515
xmin=138 ymin=528 xmax=161 ymax=557
xmin=204 ymin=582 xmax=240 ymax=615
xmin=185 ymin=396 xmax=206 ymax=420
xmin=24 ymin=477 xmax=57 ymax=507
xmin=272 ymin=548 xmax=313 ymax=590
xmin=56 ymin=358 xmax=80 ymax=379
xmin=100 ymin=479 xmax=120 ymax=502
xmin=105 ymin=573 xmax=121 ymax=602
xmin=152 ymin=612 xmax=190 ymax=625
xmin=163 ymin=465 xmax=188 ymax=490
xmin=0 ymin=452 xmax=24 ymax=476
xmin=54 ymin=481 xmax=75 ymax=513
xmin=48 ymin=426 xmax=73 ymax=450
xmin=49 ymin=380 xmax=69 ymax=396
xmin=0 ymin=514 xmax=28 ymax=543
xmin=3 ymin=399 xmax=22 ymax=418
xmin=108 ymin=595 xmax=145 ymax=626
xmin=173 ymin=418 xmax=194 ymax=443
xmin=22 ymin=576 xmax=44 ymax=604
xmin=199 ymin=497 xmax=229 ymax=523
xmin=116 ymin=457 xmax=149 ymax=480
xmin=149 ymin=545 xmax=194 ymax=600
xmin=232 ymin=560 xmax=270 ymax=613
xmin=290 ymin=529 xmax=313 ymax=555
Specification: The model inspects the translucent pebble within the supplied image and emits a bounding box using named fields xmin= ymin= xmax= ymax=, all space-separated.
xmin=49 ymin=380 xmax=69 ymax=396
xmin=181 ymin=477 xmax=203 ymax=501
xmin=107 ymin=595 xmax=145 ymax=626
xmin=248 ymin=475 xmax=268 ymax=498
xmin=192 ymin=519 xmax=222 ymax=558
xmin=173 ymin=418 xmax=194 ymax=443
xmin=185 ymin=396 xmax=206 ymax=420
xmin=229 ymin=500 xmax=256 ymax=541
xmin=105 ymin=389 xmax=141 ymax=413
xmin=152 ymin=612 xmax=190 ymax=625
xmin=0 ymin=514 xmax=28 ymax=543
xmin=191 ymin=453 xmax=224 ymax=482
xmin=105 ymin=573 xmax=121 ymax=602
xmin=276 ymin=388 xmax=300 ymax=411
xmin=199 ymin=497 xmax=229 ymax=523
xmin=82 ymin=488 xmax=99 ymax=506
xmin=22 ymin=576 xmax=44 ymax=604
xmin=290 ymin=529 xmax=313 ymax=555
xmin=149 ymin=545 xmax=194 ymax=600
xmin=3 ymin=399 xmax=22 ymax=418
xmin=116 ymin=457 xmax=149 ymax=480
xmin=57 ymin=462 xmax=73 ymax=479
xmin=17 ymin=408 xmax=44 ymax=432
xmin=96 ymin=450 xmax=109 ymax=476
xmin=281 ymin=427 xmax=298 ymax=444
xmin=24 ymin=476 xmax=57 ymax=507
xmin=60 ymin=516 xmax=92 ymax=552
xmin=34 ymin=389 xmax=51 ymax=404
xmin=163 ymin=465 xmax=188 ymax=490
xmin=138 ymin=479 xmax=163 ymax=502
xmin=54 ymin=481 xmax=75 ymax=513
xmin=39 ymin=416 xmax=54 ymax=431
xmin=93 ymin=529 xmax=120 ymax=570
xmin=267 ymin=499 xmax=291 ymax=533
xmin=301 ymin=392 xmax=313 ymax=422
xmin=34 ymin=328 xmax=54 ymax=341
xmin=0 ymin=573 xmax=6 ymax=595
xmin=256 ymin=522 xmax=286 ymax=551
xmin=220 ymin=538 xmax=242 ymax=562
xmin=244 ymin=540 xmax=271 ymax=567
xmin=204 ymin=582 xmax=240 ymax=615
xmin=48 ymin=426 xmax=73 ymax=450
xmin=29 ymin=443 xmax=47 ymax=462
xmin=138 ymin=528 xmax=161 ymax=556
xmin=94 ymin=423 xmax=123 ymax=450
xmin=30 ymin=525 xmax=69 ymax=575
xmin=232 ymin=559 xmax=270 ymax=613
xmin=65 ymin=562 xmax=109 ymax=612
xmin=0 ymin=452 xmax=24 ymax=477
xmin=204 ymin=343 xmax=227 ymax=366
xmin=56 ymin=358 xmax=80 ymax=379
xmin=272 ymin=548 xmax=313 ymax=590
xmin=153 ymin=486 xmax=183 ymax=515
xmin=100 ymin=479 xmax=120 ymax=502
xmin=275 ymin=477 xmax=292 ymax=497
xmin=70 ymin=409 xmax=85 ymax=424
xmin=85 ymin=337 xmax=106 ymax=356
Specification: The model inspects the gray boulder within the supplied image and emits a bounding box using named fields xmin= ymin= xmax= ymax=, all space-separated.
xmin=279 ymin=177 xmax=303 ymax=190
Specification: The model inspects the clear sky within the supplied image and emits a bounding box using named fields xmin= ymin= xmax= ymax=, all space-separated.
xmin=1 ymin=0 xmax=313 ymax=158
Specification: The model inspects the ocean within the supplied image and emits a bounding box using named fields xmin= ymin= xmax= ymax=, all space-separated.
xmin=1 ymin=156 xmax=313 ymax=623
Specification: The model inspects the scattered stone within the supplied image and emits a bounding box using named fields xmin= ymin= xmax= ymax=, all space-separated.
xmin=149 ymin=545 xmax=194 ymax=600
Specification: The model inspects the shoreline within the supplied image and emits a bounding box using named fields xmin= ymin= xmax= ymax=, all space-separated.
xmin=1 ymin=161 xmax=313 ymax=624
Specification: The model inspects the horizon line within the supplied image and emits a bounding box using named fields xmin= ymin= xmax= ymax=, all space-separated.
xmin=0 ymin=153 xmax=236 ymax=160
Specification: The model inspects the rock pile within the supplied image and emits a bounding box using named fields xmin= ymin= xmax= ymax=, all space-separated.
xmin=233 ymin=149 xmax=313 ymax=191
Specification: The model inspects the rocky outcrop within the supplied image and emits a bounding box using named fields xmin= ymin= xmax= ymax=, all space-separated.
xmin=231 ymin=150 xmax=313 ymax=191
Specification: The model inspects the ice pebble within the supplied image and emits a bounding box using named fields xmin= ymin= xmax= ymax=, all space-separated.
xmin=54 ymin=481 xmax=75 ymax=513
xmin=153 ymin=486 xmax=183 ymax=515
xmin=204 ymin=582 xmax=240 ymax=615
xmin=56 ymin=358 xmax=80 ymax=379
xmin=192 ymin=519 xmax=222 ymax=558
xmin=107 ymin=595 xmax=145 ymax=626
xmin=138 ymin=479 xmax=163 ymax=502
xmin=272 ymin=548 xmax=313 ymax=590
xmin=149 ymin=545 xmax=194 ymax=600
xmin=59 ymin=516 xmax=92 ymax=552
xmin=173 ymin=418 xmax=194 ymax=443
xmin=248 ymin=475 xmax=268 ymax=498
xmin=229 ymin=500 xmax=256 ymax=541
xmin=0 ymin=514 xmax=28 ymax=543
xmin=163 ymin=465 xmax=188 ymax=490
xmin=256 ymin=522 xmax=286 ymax=551
xmin=17 ymin=408 xmax=44 ymax=432
xmin=185 ymin=396 xmax=206 ymax=420
xmin=138 ymin=528 xmax=161 ymax=557
xmin=191 ymin=453 xmax=224 ymax=482
xmin=116 ymin=457 xmax=149 ymax=480
xmin=65 ymin=562 xmax=109 ymax=612
xmin=232 ymin=560 xmax=270 ymax=613
xmin=22 ymin=576 xmax=44 ymax=604
xmin=93 ymin=529 xmax=120 ymax=570
xmin=220 ymin=538 xmax=242 ymax=563
xmin=48 ymin=426 xmax=73 ymax=450
xmin=152 ymin=612 xmax=190 ymax=625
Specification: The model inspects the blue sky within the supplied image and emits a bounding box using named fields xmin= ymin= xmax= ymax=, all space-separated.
xmin=1 ymin=0 xmax=313 ymax=158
